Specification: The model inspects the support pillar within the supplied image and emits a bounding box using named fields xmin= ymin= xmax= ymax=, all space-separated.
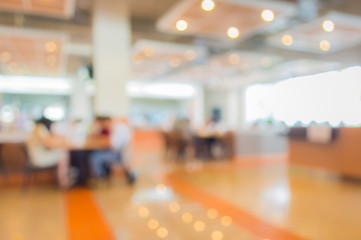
xmin=93 ymin=0 xmax=131 ymax=118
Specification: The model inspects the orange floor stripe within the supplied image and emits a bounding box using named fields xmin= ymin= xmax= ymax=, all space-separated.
xmin=64 ymin=188 xmax=115 ymax=240
xmin=166 ymin=173 xmax=307 ymax=240
xmin=165 ymin=155 xmax=307 ymax=240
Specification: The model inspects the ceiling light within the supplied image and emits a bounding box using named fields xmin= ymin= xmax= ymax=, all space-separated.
xmin=201 ymin=0 xmax=215 ymax=12
xmin=143 ymin=46 xmax=155 ymax=57
xmin=1 ymin=52 xmax=11 ymax=63
xmin=227 ymin=27 xmax=239 ymax=39
xmin=170 ymin=57 xmax=181 ymax=67
xmin=45 ymin=41 xmax=57 ymax=53
xmin=282 ymin=34 xmax=293 ymax=46
xmin=320 ymin=40 xmax=331 ymax=51
xmin=322 ymin=20 xmax=334 ymax=32
xmin=176 ymin=20 xmax=188 ymax=32
xmin=261 ymin=9 xmax=274 ymax=22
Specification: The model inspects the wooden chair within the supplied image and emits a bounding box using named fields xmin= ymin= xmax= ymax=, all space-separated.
xmin=0 ymin=143 xmax=57 ymax=191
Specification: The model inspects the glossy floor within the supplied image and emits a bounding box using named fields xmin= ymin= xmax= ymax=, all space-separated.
xmin=1 ymin=152 xmax=361 ymax=240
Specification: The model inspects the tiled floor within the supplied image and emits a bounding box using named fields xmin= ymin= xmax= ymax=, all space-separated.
xmin=1 ymin=151 xmax=361 ymax=240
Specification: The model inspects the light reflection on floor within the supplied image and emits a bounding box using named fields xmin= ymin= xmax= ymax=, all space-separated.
xmin=1 ymin=152 xmax=361 ymax=240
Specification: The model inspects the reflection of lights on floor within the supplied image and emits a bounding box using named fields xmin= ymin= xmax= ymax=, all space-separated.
xmin=156 ymin=227 xmax=168 ymax=238
xmin=207 ymin=208 xmax=218 ymax=219
xmin=148 ymin=219 xmax=159 ymax=230
xmin=169 ymin=202 xmax=180 ymax=213
xmin=211 ymin=231 xmax=224 ymax=240
xmin=156 ymin=184 xmax=167 ymax=194
xmin=193 ymin=221 xmax=206 ymax=232
xmin=138 ymin=206 xmax=150 ymax=218
xmin=182 ymin=212 xmax=193 ymax=223
xmin=220 ymin=216 xmax=232 ymax=226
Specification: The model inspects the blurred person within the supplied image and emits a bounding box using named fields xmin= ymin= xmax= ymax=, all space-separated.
xmin=26 ymin=117 xmax=70 ymax=188
xmin=88 ymin=116 xmax=111 ymax=137
xmin=171 ymin=118 xmax=195 ymax=160
xmin=89 ymin=118 xmax=135 ymax=185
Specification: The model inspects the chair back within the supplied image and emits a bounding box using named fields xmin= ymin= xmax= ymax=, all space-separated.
xmin=0 ymin=143 xmax=28 ymax=173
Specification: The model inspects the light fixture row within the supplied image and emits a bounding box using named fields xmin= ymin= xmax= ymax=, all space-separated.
xmin=281 ymin=34 xmax=332 ymax=51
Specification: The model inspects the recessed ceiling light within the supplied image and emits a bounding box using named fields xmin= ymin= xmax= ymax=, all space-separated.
xmin=282 ymin=34 xmax=293 ymax=46
xmin=176 ymin=20 xmax=188 ymax=32
xmin=227 ymin=27 xmax=239 ymax=39
xmin=320 ymin=40 xmax=331 ymax=51
xmin=261 ymin=9 xmax=274 ymax=22
xmin=322 ymin=20 xmax=334 ymax=32
xmin=170 ymin=57 xmax=181 ymax=67
xmin=201 ymin=0 xmax=215 ymax=12
xmin=143 ymin=46 xmax=155 ymax=57
xmin=1 ymin=51 xmax=11 ymax=63
xmin=45 ymin=41 xmax=57 ymax=53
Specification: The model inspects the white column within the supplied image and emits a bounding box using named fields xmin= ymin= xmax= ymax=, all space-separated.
xmin=226 ymin=89 xmax=239 ymax=130
xmin=239 ymin=88 xmax=247 ymax=129
xmin=93 ymin=0 xmax=131 ymax=118
xmin=192 ymin=85 xmax=205 ymax=128
xmin=70 ymin=78 xmax=91 ymax=121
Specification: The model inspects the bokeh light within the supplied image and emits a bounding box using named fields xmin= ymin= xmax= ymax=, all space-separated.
xmin=320 ymin=40 xmax=331 ymax=51
xmin=207 ymin=208 xmax=218 ymax=219
xmin=148 ymin=219 xmax=159 ymax=230
xmin=211 ymin=231 xmax=224 ymax=240
xmin=169 ymin=202 xmax=180 ymax=213
xmin=138 ymin=206 xmax=150 ymax=218
xmin=261 ymin=9 xmax=274 ymax=22
xmin=227 ymin=27 xmax=239 ymax=39
xmin=176 ymin=20 xmax=188 ymax=32
xmin=156 ymin=227 xmax=168 ymax=238
xmin=45 ymin=41 xmax=57 ymax=53
xmin=220 ymin=216 xmax=232 ymax=226
xmin=193 ymin=221 xmax=206 ymax=232
xmin=322 ymin=20 xmax=334 ymax=32
xmin=182 ymin=212 xmax=193 ymax=223
xmin=282 ymin=34 xmax=293 ymax=46
xmin=201 ymin=0 xmax=215 ymax=12
xmin=143 ymin=46 xmax=155 ymax=57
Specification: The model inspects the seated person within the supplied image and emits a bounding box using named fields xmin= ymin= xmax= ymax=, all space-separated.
xmin=89 ymin=118 xmax=135 ymax=184
xmin=26 ymin=117 xmax=70 ymax=188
